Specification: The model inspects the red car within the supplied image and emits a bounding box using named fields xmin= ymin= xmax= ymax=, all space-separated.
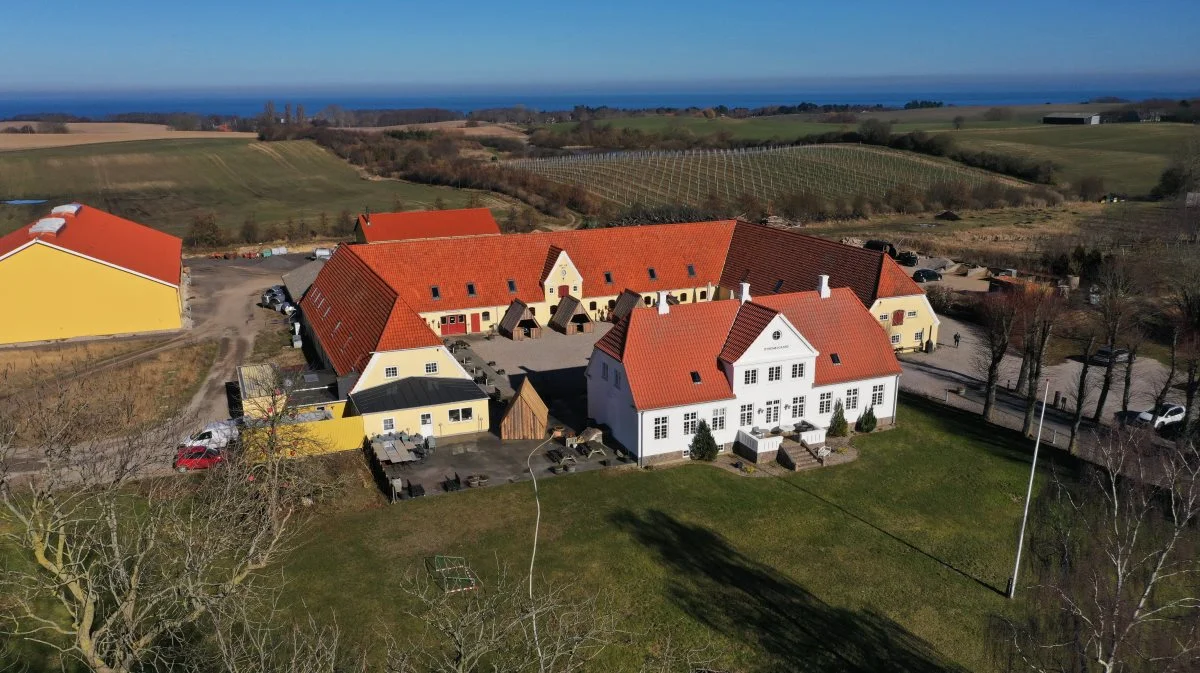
xmin=174 ymin=446 xmax=224 ymax=473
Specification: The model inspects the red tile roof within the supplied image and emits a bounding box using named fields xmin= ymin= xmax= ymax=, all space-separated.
xmin=352 ymin=220 xmax=737 ymax=314
xmin=600 ymin=289 xmax=900 ymax=410
xmin=0 ymin=204 xmax=181 ymax=286
xmin=300 ymin=246 xmax=440 ymax=376
xmin=356 ymin=208 xmax=501 ymax=243
xmin=756 ymin=289 xmax=902 ymax=386
xmin=721 ymin=222 xmax=923 ymax=305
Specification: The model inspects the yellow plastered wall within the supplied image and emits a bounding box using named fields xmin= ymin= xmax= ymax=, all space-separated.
xmin=356 ymin=346 xmax=467 ymax=391
xmin=0 ymin=243 xmax=181 ymax=344
xmin=872 ymin=295 xmax=939 ymax=352
xmin=358 ymin=397 xmax=490 ymax=438
xmin=242 ymin=413 xmax=365 ymax=459
xmin=542 ymin=254 xmax=584 ymax=303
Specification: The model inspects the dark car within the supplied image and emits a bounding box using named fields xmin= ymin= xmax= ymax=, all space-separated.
xmin=897 ymin=251 xmax=919 ymax=267
xmin=912 ymin=269 xmax=942 ymax=282
xmin=1092 ymin=346 xmax=1131 ymax=366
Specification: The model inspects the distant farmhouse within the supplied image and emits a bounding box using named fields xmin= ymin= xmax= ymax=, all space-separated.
xmin=354 ymin=207 xmax=501 ymax=244
xmin=0 ymin=204 xmax=184 ymax=345
xmin=1042 ymin=112 xmax=1100 ymax=125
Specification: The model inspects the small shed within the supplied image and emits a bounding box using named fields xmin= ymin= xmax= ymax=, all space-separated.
xmin=548 ymin=294 xmax=594 ymax=335
xmin=500 ymin=379 xmax=549 ymax=440
xmin=934 ymin=210 xmax=961 ymax=221
xmin=609 ymin=289 xmax=643 ymax=322
xmin=498 ymin=299 xmax=542 ymax=340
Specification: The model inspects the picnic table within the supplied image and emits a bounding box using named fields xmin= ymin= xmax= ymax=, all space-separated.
xmin=546 ymin=448 xmax=577 ymax=466
xmin=372 ymin=435 xmax=423 ymax=467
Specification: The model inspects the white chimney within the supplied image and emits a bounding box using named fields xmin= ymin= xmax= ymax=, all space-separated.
xmin=657 ymin=291 xmax=669 ymax=315
xmin=818 ymin=274 xmax=831 ymax=299
xmin=740 ymin=282 xmax=751 ymax=304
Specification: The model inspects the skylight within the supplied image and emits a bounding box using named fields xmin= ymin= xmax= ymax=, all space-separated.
xmin=431 ymin=285 xmax=441 ymax=300
xmin=831 ymin=353 xmax=842 ymax=365
xmin=507 ymin=279 xmax=517 ymax=293
xmin=690 ymin=371 xmax=702 ymax=384
xmin=604 ymin=271 xmax=613 ymax=284
xmin=773 ymin=279 xmax=784 ymax=292
xmin=648 ymin=267 xmax=657 ymax=280
xmin=466 ymin=282 xmax=477 ymax=297
xmin=687 ymin=264 xmax=696 ymax=277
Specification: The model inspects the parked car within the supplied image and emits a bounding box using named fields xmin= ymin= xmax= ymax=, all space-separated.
xmin=174 ymin=446 xmax=224 ymax=472
xmin=179 ymin=420 xmax=239 ymax=450
xmin=1092 ymin=346 xmax=1131 ymax=366
xmin=912 ymin=268 xmax=942 ymax=283
xmin=897 ymin=251 xmax=919 ymax=267
xmin=312 ymin=247 xmax=333 ymax=260
xmin=1120 ymin=404 xmax=1188 ymax=429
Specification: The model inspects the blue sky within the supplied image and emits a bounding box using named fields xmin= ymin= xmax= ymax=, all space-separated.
xmin=2 ymin=0 xmax=1198 ymax=90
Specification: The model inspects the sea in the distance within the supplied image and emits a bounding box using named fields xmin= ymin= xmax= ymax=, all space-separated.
xmin=0 ymin=86 xmax=1197 ymax=119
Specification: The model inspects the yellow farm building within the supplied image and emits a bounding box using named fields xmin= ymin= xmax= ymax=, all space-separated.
xmin=0 ymin=204 xmax=184 ymax=345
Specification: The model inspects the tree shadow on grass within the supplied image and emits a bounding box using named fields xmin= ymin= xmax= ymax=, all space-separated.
xmin=611 ymin=509 xmax=968 ymax=673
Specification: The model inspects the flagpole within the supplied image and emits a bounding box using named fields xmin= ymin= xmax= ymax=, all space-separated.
xmin=1008 ymin=378 xmax=1050 ymax=599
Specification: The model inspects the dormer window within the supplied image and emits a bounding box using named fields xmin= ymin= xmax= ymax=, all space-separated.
xmin=604 ymin=271 xmax=613 ymax=284
xmin=431 ymin=285 xmax=441 ymax=300
xmin=507 ymin=279 xmax=517 ymax=293
xmin=466 ymin=282 xmax=477 ymax=297
xmin=648 ymin=268 xmax=657 ymax=280
xmin=831 ymin=353 xmax=842 ymax=365
xmin=687 ymin=264 xmax=696 ymax=277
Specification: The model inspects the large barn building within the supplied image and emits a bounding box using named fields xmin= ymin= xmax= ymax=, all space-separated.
xmin=0 ymin=204 xmax=184 ymax=345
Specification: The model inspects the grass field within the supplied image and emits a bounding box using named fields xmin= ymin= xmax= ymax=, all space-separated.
xmin=944 ymin=123 xmax=1198 ymax=195
xmin=283 ymin=397 xmax=1050 ymax=671
xmin=509 ymin=144 xmax=1026 ymax=208
xmin=0 ymin=122 xmax=257 ymax=151
xmin=0 ymin=138 xmax=504 ymax=238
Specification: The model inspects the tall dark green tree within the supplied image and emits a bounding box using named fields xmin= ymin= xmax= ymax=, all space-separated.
xmin=689 ymin=420 xmax=719 ymax=461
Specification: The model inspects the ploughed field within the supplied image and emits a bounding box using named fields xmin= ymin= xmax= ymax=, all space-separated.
xmin=508 ymin=144 xmax=1026 ymax=208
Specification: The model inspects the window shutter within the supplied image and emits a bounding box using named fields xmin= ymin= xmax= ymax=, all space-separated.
xmin=892 ymin=309 xmax=905 ymax=326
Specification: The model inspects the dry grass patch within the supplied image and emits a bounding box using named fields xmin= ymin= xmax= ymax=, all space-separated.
xmin=0 ymin=122 xmax=256 ymax=151
xmin=0 ymin=337 xmax=167 ymax=380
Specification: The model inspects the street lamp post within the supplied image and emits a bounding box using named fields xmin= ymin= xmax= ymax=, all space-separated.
xmin=1008 ymin=378 xmax=1051 ymax=600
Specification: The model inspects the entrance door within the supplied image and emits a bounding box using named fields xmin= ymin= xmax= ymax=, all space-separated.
xmin=420 ymin=412 xmax=433 ymax=437
xmin=558 ymin=284 xmax=570 ymax=298
xmin=470 ymin=313 xmax=481 ymax=333
xmin=440 ymin=315 xmax=467 ymax=335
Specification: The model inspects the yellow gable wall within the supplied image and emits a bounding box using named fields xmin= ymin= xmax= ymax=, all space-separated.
xmin=542 ymin=254 xmax=584 ymax=303
xmin=0 ymin=243 xmax=181 ymax=345
xmin=356 ymin=397 xmax=490 ymax=438
xmin=872 ymin=295 xmax=940 ymax=352
xmin=355 ymin=346 xmax=468 ymax=392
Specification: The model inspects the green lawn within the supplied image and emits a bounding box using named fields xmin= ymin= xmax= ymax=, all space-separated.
xmin=0 ymin=138 xmax=506 ymax=238
xmin=284 ymin=397 xmax=1052 ymax=672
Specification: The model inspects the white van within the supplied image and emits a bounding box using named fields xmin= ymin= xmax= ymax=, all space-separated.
xmin=179 ymin=420 xmax=240 ymax=450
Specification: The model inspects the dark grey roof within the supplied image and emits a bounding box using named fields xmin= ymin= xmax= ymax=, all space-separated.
xmin=280 ymin=368 xmax=342 ymax=407
xmin=282 ymin=259 xmax=326 ymax=302
xmin=611 ymin=289 xmax=642 ymax=321
xmin=349 ymin=377 xmax=488 ymax=414
xmin=548 ymin=294 xmax=584 ymax=331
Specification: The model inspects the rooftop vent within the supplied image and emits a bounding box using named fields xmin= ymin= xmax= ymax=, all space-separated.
xmin=49 ymin=203 xmax=82 ymax=217
xmin=30 ymin=217 xmax=66 ymax=236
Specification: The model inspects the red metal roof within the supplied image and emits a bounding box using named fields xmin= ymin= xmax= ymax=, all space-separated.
xmin=300 ymin=246 xmax=440 ymax=376
xmin=356 ymin=208 xmax=501 ymax=243
xmin=601 ymin=289 xmax=900 ymax=410
xmin=0 ymin=204 xmax=182 ymax=286
xmin=352 ymin=220 xmax=737 ymax=314
xmin=721 ymin=222 xmax=923 ymax=305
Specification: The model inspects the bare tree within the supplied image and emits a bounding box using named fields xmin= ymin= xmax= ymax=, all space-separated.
xmin=1068 ymin=333 xmax=1099 ymax=454
xmin=1019 ymin=288 xmax=1060 ymax=436
xmin=994 ymin=428 xmax=1200 ymax=673
xmin=1120 ymin=324 xmax=1146 ymax=415
xmin=1092 ymin=259 xmax=1140 ymax=422
xmin=978 ymin=293 xmax=1019 ymax=422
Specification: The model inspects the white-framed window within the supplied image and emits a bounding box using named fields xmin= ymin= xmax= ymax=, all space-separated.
xmin=792 ymin=396 xmax=805 ymax=418
xmin=712 ymin=407 xmax=726 ymax=431
xmin=601 ymin=362 xmax=609 ymax=380
xmin=915 ymin=329 xmax=924 ymax=343
xmin=879 ymin=314 xmax=889 ymax=321
xmin=743 ymin=369 xmax=758 ymax=385
xmin=872 ymin=384 xmax=885 ymax=406
xmin=382 ymin=418 xmax=395 ymax=432
xmin=767 ymin=366 xmax=782 ymax=382
xmin=420 ymin=413 xmax=432 ymax=426
xmin=819 ymin=392 xmax=832 ymax=414
xmin=683 ymin=412 xmax=698 ymax=435
xmin=890 ymin=334 xmax=901 ymax=345
xmin=765 ymin=400 xmax=780 ymax=424
xmin=614 ymin=371 xmax=622 ymax=389
xmin=739 ymin=403 xmax=754 ymax=427
xmin=448 ymin=407 xmax=474 ymax=423
xmin=653 ymin=416 xmax=669 ymax=440
xmin=907 ymin=310 xmax=917 ymax=318
xmin=424 ymin=362 xmax=438 ymax=375
xmin=846 ymin=388 xmax=859 ymax=410
xmin=384 ymin=366 xmax=398 ymax=378
xmin=791 ymin=362 xmax=805 ymax=379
